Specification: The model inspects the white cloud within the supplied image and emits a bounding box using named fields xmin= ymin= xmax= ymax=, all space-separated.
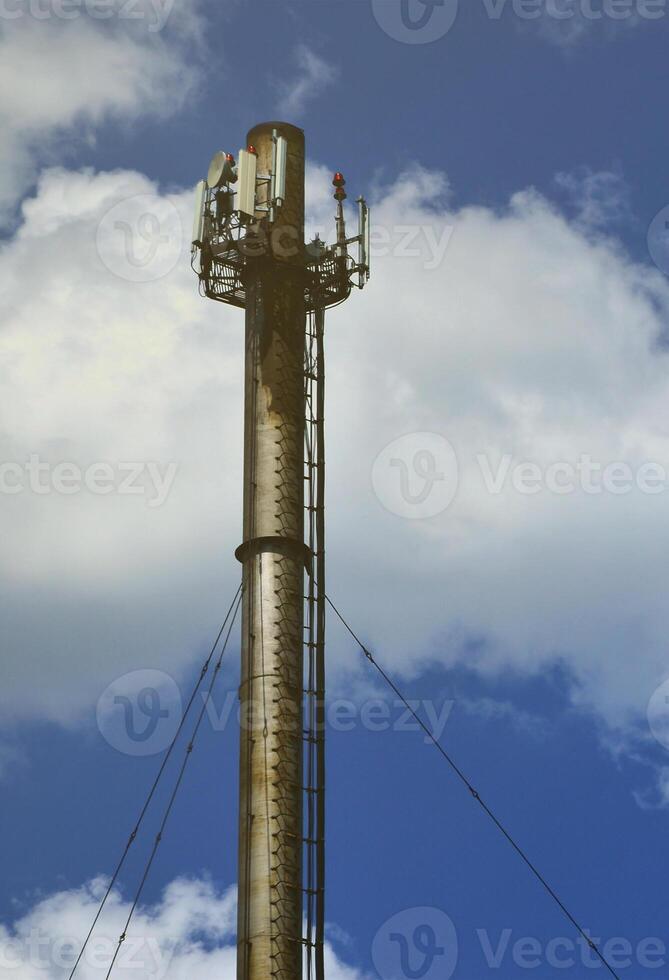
xmin=0 ymin=166 xmax=243 ymax=725
xmin=554 ymin=167 xmax=632 ymax=229
xmin=502 ymin=0 xmax=668 ymax=48
xmin=323 ymin=174 xmax=669 ymax=745
xmin=0 ymin=2 xmax=202 ymax=219
xmin=458 ymin=697 xmax=548 ymax=736
xmin=0 ymin=876 xmax=364 ymax=978
xmin=2 ymin=160 xmax=669 ymax=790
xmin=276 ymin=45 xmax=338 ymax=118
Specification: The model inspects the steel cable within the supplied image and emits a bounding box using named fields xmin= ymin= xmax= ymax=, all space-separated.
xmin=325 ymin=592 xmax=622 ymax=980
xmin=68 ymin=582 xmax=242 ymax=980
xmin=102 ymin=589 xmax=243 ymax=979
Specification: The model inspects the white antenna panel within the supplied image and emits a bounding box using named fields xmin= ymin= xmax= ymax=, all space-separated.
xmin=236 ymin=149 xmax=257 ymax=218
xmin=274 ymin=136 xmax=288 ymax=204
xmin=364 ymin=203 xmax=371 ymax=274
xmin=192 ymin=179 xmax=207 ymax=245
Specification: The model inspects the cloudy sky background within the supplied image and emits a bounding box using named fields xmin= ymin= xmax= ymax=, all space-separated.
xmin=2 ymin=0 xmax=669 ymax=976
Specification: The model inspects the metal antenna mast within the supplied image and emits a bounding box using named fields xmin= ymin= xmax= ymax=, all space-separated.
xmin=192 ymin=121 xmax=369 ymax=980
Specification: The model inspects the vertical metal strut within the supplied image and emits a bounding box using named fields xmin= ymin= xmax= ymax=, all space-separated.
xmin=304 ymin=301 xmax=326 ymax=980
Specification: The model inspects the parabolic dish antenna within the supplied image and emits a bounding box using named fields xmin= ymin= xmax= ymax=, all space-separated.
xmin=207 ymin=151 xmax=229 ymax=189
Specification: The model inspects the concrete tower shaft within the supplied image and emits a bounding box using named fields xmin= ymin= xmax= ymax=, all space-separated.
xmin=236 ymin=122 xmax=306 ymax=980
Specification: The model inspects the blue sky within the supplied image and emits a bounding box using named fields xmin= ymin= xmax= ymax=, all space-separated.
xmin=82 ymin=1 xmax=669 ymax=247
xmin=2 ymin=1 xmax=669 ymax=978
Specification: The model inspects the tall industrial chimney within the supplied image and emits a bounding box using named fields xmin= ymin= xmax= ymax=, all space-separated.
xmin=191 ymin=120 xmax=369 ymax=980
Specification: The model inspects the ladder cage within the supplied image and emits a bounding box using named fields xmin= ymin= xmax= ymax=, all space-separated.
xmin=303 ymin=301 xmax=326 ymax=980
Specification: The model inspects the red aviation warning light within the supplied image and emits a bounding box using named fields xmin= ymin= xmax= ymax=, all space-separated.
xmin=333 ymin=171 xmax=347 ymax=202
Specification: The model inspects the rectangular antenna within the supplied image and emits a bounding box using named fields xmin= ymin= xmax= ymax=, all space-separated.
xmin=273 ymin=134 xmax=288 ymax=206
xmin=192 ymin=179 xmax=207 ymax=245
xmin=358 ymin=197 xmax=370 ymax=287
xmin=236 ymin=149 xmax=257 ymax=218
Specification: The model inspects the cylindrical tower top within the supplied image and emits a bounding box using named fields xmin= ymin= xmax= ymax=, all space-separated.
xmin=246 ymin=120 xmax=305 ymax=146
xmin=246 ymin=121 xmax=305 ymax=252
